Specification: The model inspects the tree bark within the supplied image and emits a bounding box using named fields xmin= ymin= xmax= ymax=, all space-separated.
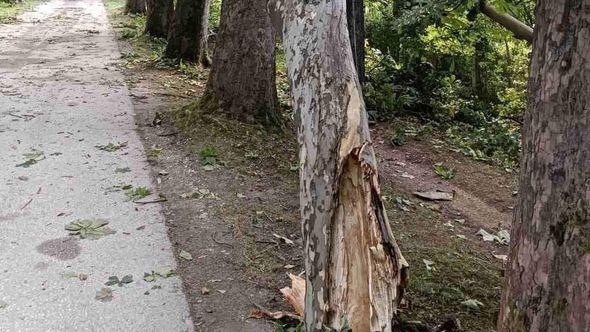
xmin=205 ymin=0 xmax=278 ymax=123
xmin=165 ymin=0 xmax=210 ymax=63
xmin=346 ymin=0 xmax=365 ymax=83
xmin=124 ymin=0 xmax=146 ymax=15
xmin=273 ymin=0 xmax=408 ymax=330
xmin=498 ymin=1 xmax=590 ymax=331
xmin=145 ymin=0 xmax=173 ymax=38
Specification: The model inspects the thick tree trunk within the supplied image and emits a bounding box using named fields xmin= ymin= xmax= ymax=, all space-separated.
xmin=274 ymin=0 xmax=408 ymax=330
xmin=145 ymin=0 xmax=173 ymax=38
xmin=124 ymin=0 xmax=146 ymax=15
xmin=165 ymin=0 xmax=210 ymax=63
xmin=205 ymin=0 xmax=278 ymax=123
xmin=346 ymin=0 xmax=365 ymax=83
xmin=498 ymin=1 xmax=590 ymax=331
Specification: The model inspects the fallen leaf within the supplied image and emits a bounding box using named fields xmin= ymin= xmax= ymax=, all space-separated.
xmin=105 ymin=276 xmax=120 ymax=286
xmin=461 ymin=299 xmax=484 ymax=310
xmin=134 ymin=194 xmax=167 ymax=204
xmin=284 ymin=264 xmax=295 ymax=269
xmin=423 ymin=259 xmax=435 ymax=271
xmin=477 ymin=229 xmax=497 ymax=242
xmin=493 ymin=254 xmax=508 ymax=262
xmin=273 ymin=233 xmax=294 ymax=246
xmin=65 ymin=219 xmax=115 ymax=240
xmin=179 ymin=250 xmax=193 ymax=261
xmin=95 ymin=287 xmax=113 ymax=302
xmin=120 ymin=275 xmax=133 ymax=284
xmin=280 ymin=274 xmax=305 ymax=317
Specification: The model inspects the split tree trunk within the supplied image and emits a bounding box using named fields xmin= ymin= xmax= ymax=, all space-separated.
xmin=124 ymin=0 xmax=146 ymax=15
xmin=145 ymin=0 xmax=173 ymax=38
xmin=165 ymin=0 xmax=210 ymax=63
xmin=346 ymin=0 xmax=365 ymax=83
xmin=274 ymin=0 xmax=408 ymax=330
xmin=205 ymin=0 xmax=278 ymax=123
xmin=498 ymin=1 xmax=590 ymax=331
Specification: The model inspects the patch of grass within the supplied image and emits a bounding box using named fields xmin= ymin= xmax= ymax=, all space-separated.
xmin=147 ymin=146 xmax=163 ymax=158
xmin=0 ymin=0 xmax=42 ymax=23
xmin=126 ymin=186 xmax=151 ymax=201
xmin=384 ymin=186 xmax=502 ymax=331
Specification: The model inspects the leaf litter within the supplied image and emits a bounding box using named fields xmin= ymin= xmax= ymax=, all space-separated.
xmin=95 ymin=287 xmax=113 ymax=302
xmin=105 ymin=275 xmax=133 ymax=287
xmin=65 ymin=219 xmax=115 ymax=240
xmin=16 ymin=149 xmax=45 ymax=168
xmin=143 ymin=266 xmax=174 ymax=282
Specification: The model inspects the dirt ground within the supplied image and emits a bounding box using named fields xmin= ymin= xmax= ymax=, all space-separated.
xmin=104 ymin=1 xmax=518 ymax=331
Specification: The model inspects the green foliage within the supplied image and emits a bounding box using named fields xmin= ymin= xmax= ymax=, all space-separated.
xmin=365 ymin=0 xmax=532 ymax=165
xmin=0 ymin=0 xmax=41 ymax=23
xmin=434 ymin=163 xmax=457 ymax=180
xmin=446 ymin=120 xmax=521 ymax=168
xmin=200 ymin=146 xmax=219 ymax=166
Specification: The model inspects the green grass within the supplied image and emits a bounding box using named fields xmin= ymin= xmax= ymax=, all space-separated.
xmin=0 ymin=0 xmax=43 ymax=23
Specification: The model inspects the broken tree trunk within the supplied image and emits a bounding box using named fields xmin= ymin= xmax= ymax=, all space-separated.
xmin=498 ymin=0 xmax=590 ymax=330
xmin=274 ymin=0 xmax=408 ymax=330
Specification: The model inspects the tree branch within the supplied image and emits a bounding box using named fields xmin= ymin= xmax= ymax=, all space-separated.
xmin=479 ymin=0 xmax=533 ymax=43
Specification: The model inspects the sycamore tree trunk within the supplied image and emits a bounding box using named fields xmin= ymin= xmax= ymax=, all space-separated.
xmin=145 ymin=0 xmax=173 ymax=38
xmin=124 ymin=0 xmax=146 ymax=15
xmin=274 ymin=0 xmax=408 ymax=330
xmin=165 ymin=0 xmax=210 ymax=63
xmin=346 ymin=0 xmax=365 ymax=83
xmin=498 ymin=0 xmax=590 ymax=331
xmin=205 ymin=0 xmax=278 ymax=123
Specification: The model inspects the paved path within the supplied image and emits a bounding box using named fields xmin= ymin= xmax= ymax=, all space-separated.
xmin=0 ymin=1 xmax=192 ymax=330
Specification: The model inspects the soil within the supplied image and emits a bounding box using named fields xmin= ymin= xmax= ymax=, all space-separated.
xmin=105 ymin=1 xmax=518 ymax=331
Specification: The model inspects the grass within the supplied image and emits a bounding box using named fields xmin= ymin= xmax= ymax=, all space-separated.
xmin=384 ymin=188 xmax=502 ymax=331
xmin=105 ymin=1 xmax=505 ymax=329
xmin=0 ymin=0 xmax=42 ymax=23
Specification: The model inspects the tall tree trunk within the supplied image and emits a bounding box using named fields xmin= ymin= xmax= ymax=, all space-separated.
xmin=145 ymin=0 xmax=173 ymax=38
xmin=346 ymin=0 xmax=365 ymax=83
xmin=124 ymin=0 xmax=146 ymax=15
xmin=498 ymin=1 xmax=590 ymax=331
xmin=274 ymin=0 xmax=408 ymax=330
xmin=165 ymin=0 xmax=210 ymax=63
xmin=205 ymin=0 xmax=278 ymax=123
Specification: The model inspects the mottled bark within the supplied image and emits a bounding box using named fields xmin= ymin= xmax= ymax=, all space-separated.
xmin=124 ymin=0 xmax=146 ymax=15
xmin=205 ymin=0 xmax=278 ymax=123
xmin=498 ymin=1 xmax=590 ymax=331
xmin=145 ymin=0 xmax=173 ymax=38
xmin=165 ymin=0 xmax=210 ymax=63
xmin=274 ymin=0 xmax=408 ymax=330
xmin=347 ymin=0 xmax=365 ymax=83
